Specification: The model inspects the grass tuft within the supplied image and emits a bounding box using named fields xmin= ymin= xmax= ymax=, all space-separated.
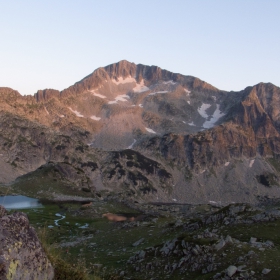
xmin=38 ymin=227 xmax=101 ymax=280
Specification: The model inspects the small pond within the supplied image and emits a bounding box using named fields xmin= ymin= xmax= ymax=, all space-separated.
xmin=0 ymin=195 xmax=43 ymax=209
xmin=0 ymin=196 xmax=90 ymax=230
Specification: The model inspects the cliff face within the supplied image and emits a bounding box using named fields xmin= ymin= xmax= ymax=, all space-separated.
xmin=1 ymin=61 xmax=280 ymax=204
xmin=34 ymin=89 xmax=60 ymax=102
xmin=139 ymin=84 xmax=280 ymax=170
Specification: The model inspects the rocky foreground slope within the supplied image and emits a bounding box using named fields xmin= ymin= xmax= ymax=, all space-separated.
xmin=1 ymin=60 xmax=280 ymax=204
xmin=18 ymin=196 xmax=280 ymax=280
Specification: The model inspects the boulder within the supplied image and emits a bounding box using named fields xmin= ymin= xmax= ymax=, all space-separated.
xmin=132 ymin=238 xmax=145 ymax=247
xmin=215 ymin=239 xmax=225 ymax=251
xmin=249 ymin=237 xmax=257 ymax=243
xmin=227 ymin=265 xmax=237 ymax=277
xmin=225 ymin=235 xmax=233 ymax=244
xmin=265 ymin=240 xmax=274 ymax=247
xmin=262 ymin=268 xmax=271 ymax=274
xmin=0 ymin=206 xmax=54 ymax=280
xmin=175 ymin=219 xmax=183 ymax=227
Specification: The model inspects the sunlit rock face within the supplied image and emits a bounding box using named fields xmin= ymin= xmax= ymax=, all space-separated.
xmin=1 ymin=61 xmax=280 ymax=204
xmin=0 ymin=60 xmax=224 ymax=151
xmin=0 ymin=206 xmax=54 ymax=280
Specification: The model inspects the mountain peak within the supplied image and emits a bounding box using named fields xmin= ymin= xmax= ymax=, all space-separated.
xmin=104 ymin=60 xmax=137 ymax=80
xmin=59 ymin=60 xmax=219 ymax=97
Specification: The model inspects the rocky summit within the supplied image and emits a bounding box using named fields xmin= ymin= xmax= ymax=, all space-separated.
xmin=1 ymin=60 xmax=280 ymax=204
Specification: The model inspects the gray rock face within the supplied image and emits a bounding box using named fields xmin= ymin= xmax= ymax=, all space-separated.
xmin=0 ymin=206 xmax=54 ymax=280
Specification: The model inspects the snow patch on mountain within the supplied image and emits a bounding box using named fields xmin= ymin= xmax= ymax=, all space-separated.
xmin=68 ymin=107 xmax=84 ymax=117
xmin=249 ymin=159 xmax=255 ymax=168
xmin=90 ymin=115 xmax=101 ymax=121
xmin=139 ymin=104 xmax=143 ymax=108
xmin=188 ymin=122 xmax=195 ymax=126
xmin=202 ymin=105 xmax=225 ymax=128
xmin=91 ymin=91 xmax=106 ymax=99
xmin=108 ymin=94 xmax=130 ymax=104
xmin=44 ymin=107 xmax=49 ymax=115
xmin=225 ymin=162 xmax=230 ymax=166
xmin=148 ymin=91 xmax=168 ymax=96
xmin=145 ymin=127 xmax=156 ymax=134
xmin=209 ymin=201 xmax=221 ymax=205
xmin=128 ymin=139 xmax=136 ymax=149
xmin=133 ymin=80 xmax=149 ymax=93
xmin=184 ymin=88 xmax=191 ymax=94
xmin=112 ymin=76 xmax=135 ymax=85
xmin=198 ymin=103 xmax=211 ymax=118
xmin=163 ymin=80 xmax=176 ymax=85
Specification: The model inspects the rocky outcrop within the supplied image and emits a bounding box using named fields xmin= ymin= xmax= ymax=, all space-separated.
xmin=0 ymin=206 xmax=54 ymax=280
xmin=138 ymin=83 xmax=280 ymax=171
xmin=101 ymin=149 xmax=173 ymax=197
xmin=35 ymin=89 xmax=60 ymax=102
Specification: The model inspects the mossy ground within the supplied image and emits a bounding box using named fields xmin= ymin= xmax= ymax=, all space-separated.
xmin=20 ymin=201 xmax=183 ymax=278
xmin=4 ymin=199 xmax=280 ymax=279
xmin=219 ymin=220 xmax=280 ymax=279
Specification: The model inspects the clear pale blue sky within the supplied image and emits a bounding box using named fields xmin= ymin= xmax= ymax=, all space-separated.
xmin=1 ymin=0 xmax=279 ymax=95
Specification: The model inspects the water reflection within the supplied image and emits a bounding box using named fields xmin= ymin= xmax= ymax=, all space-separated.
xmin=54 ymin=213 xmax=66 ymax=226
xmin=0 ymin=195 xmax=43 ymax=209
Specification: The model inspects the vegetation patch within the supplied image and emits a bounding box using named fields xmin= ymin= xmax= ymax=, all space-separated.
xmin=128 ymin=171 xmax=148 ymax=186
xmin=256 ymin=173 xmax=279 ymax=187
xmin=267 ymin=157 xmax=280 ymax=173
xmin=184 ymin=166 xmax=193 ymax=181
xmin=55 ymin=145 xmax=67 ymax=150
xmin=81 ymin=161 xmax=98 ymax=171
